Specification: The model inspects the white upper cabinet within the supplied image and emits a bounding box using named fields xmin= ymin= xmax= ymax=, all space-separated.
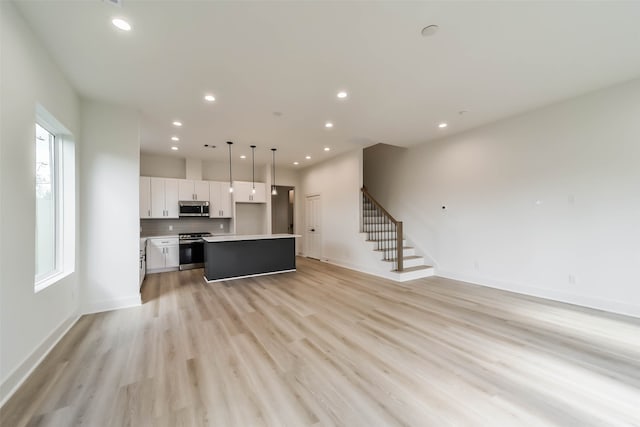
xmin=165 ymin=179 xmax=179 ymax=217
xmin=140 ymin=176 xmax=151 ymax=218
xmin=149 ymin=177 xmax=179 ymax=218
xmin=178 ymin=180 xmax=210 ymax=201
xmin=209 ymin=181 xmax=233 ymax=218
xmin=233 ymin=181 xmax=266 ymax=203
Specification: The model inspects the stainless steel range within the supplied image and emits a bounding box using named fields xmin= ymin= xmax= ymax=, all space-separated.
xmin=179 ymin=232 xmax=212 ymax=270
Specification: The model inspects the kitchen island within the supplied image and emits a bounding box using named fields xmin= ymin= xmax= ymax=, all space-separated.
xmin=203 ymin=234 xmax=300 ymax=282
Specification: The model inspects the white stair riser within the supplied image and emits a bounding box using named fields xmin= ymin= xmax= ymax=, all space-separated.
xmin=363 ymin=218 xmax=391 ymax=224
xmin=382 ymin=256 xmax=423 ymax=267
xmin=370 ymin=240 xmax=408 ymax=249
xmin=362 ymin=225 xmax=395 ymax=232
xmin=379 ymin=247 xmax=416 ymax=258
xmin=366 ymin=232 xmax=398 ymax=240
xmin=391 ymin=267 xmax=435 ymax=282
xmin=401 ymin=257 xmax=424 ymax=268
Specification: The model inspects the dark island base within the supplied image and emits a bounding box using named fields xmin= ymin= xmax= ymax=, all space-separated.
xmin=204 ymin=238 xmax=296 ymax=282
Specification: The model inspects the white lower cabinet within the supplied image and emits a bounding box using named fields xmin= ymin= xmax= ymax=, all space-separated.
xmin=146 ymin=237 xmax=179 ymax=272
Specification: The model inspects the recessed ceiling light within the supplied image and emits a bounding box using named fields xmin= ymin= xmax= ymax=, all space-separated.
xmin=438 ymin=122 xmax=448 ymax=128
xmin=172 ymin=121 xmax=182 ymax=127
xmin=293 ymin=161 xmax=299 ymax=165
xmin=171 ymin=146 xmax=179 ymax=151
xmin=240 ymin=155 xmax=246 ymax=159
xmin=421 ymin=25 xmax=439 ymax=37
xmin=337 ymin=91 xmax=348 ymax=99
xmin=324 ymin=147 xmax=331 ymax=152
xmin=325 ymin=122 xmax=333 ymax=128
xmin=171 ymin=136 xmax=180 ymax=141
xmin=204 ymin=94 xmax=215 ymax=102
xmin=305 ymin=155 xmax=311 ymax=160
xmin=112 ymin=18 xmax=131 ymax=31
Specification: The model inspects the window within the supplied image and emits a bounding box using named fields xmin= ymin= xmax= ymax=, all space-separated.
xmin=34 ymin=105 xmax=75 ymax=292
xmin=35 ymin=123 xmax=58 ymax=281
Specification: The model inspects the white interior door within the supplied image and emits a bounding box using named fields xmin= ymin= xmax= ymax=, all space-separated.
xmin=305 ymin=195 xmax=321 ymax=259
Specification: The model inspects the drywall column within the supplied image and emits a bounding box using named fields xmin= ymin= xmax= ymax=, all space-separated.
xmin=80 ymin=99 xmax=141 ymax=313
xmin=298 ymin=149 xmax=381 ymax=273
xmin=0 ymin=1 xmax=81 ymax=404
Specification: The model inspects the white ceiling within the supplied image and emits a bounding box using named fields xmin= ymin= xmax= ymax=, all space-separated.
xmin=15 ymin=1 xmax=640 ymax=167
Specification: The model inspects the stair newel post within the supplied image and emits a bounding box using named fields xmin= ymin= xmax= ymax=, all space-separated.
xmin=397 ymin=221 xmax=403 ymax=271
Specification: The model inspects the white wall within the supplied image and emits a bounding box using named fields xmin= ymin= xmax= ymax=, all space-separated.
xmin=203 ymin=158 xmax=261 ymax=182
xmin=80 ymin=100 xmax=141 ymax=313
xmin=298 ymin=150 xmax=385 ymax=274
xmin=0 ymin=1 xmax=80 ymax=404
xmin=364 ymin=78 xmax=640 ymax=317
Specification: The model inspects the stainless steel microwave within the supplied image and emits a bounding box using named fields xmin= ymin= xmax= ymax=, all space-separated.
xmin=179 ymin=201 xmax=210 ymax=217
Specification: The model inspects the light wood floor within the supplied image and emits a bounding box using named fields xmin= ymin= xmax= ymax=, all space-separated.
xmin=2 ymin=257 xmax=640 ymax=426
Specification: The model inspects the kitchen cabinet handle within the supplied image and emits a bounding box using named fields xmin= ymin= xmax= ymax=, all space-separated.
xmin=148 ymin=209 xmax=150 ymax=217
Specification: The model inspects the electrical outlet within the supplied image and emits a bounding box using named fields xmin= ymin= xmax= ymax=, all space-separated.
xmin=568 ymin=274 xmax=576 ymax=284
xmin=219 ymin=223 xmax=224 ymax=229
xmin=169 ymin=225 xmax=173 ymax=231
xmin=474 ymin=260 xmax=480 ymax=271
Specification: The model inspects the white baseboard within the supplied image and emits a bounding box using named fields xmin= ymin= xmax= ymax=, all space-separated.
xmin=0 ymin=313 xmax=80 ymax=408
xmin=82 ymin=294 xmax=142 ymax=315
xmin=437 ymin=270 xmax=640 ymax=319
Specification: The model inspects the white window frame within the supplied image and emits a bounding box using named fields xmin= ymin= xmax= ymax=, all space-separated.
xmin=35 ymin=105 xmax=75 ymax=292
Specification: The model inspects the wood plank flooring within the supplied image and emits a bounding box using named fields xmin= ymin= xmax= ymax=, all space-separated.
xmin=2 ymin=257 xmax=640 ymax=426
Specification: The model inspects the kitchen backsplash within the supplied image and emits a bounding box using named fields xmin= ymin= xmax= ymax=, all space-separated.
xmin=141 ymin=217 xmax=231 ymax=237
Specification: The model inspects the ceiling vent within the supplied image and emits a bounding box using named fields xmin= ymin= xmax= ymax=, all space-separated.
xmin=103 ymin=0 xmax=123 ymax=7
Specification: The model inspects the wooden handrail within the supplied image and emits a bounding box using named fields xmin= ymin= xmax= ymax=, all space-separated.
xmin=361 ymin=186 xmax=404 ymax=272
xmin=361 ymin=187 xmax=399 ymax=224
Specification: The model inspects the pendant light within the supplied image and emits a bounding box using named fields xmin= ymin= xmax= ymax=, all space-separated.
xmin=271 ymin=148 xmax=278 ymax=196
xmin=250 ymin=145 xmax=257 ymax=194
xmin=226 ymin=141 xmax=234 ymax=193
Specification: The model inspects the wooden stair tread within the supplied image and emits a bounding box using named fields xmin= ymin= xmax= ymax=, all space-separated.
xmin=373 ymin=246 xmax=413 ymax=251
xmin=394 ymin=265 xmax=433 ymax=273
xmin=382 ymin=255 xmax=422 ymax=262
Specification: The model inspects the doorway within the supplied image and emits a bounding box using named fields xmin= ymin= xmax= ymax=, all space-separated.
xmin=271 ymin=186 xmax=295 ymax=234
xmin=305 ymin=194 xmax=321 ymax=260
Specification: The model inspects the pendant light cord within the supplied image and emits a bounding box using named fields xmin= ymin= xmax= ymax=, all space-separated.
xmin=227 ymin=141 xmax=233 ymax=189
xmin=271 ymin=148 xmax=277 ymax=195
xmin=251 ymin=145 xmax=256 ymax=189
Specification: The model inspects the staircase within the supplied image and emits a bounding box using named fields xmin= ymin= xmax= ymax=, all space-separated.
xmin=361 ymin=187 xmax=434 ymax=282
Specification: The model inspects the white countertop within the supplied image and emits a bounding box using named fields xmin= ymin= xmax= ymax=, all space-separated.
xmin=141 ymin=234 xmax=178 ymax=239
xmin=203 ymin=234 xmax=300 ymax=243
